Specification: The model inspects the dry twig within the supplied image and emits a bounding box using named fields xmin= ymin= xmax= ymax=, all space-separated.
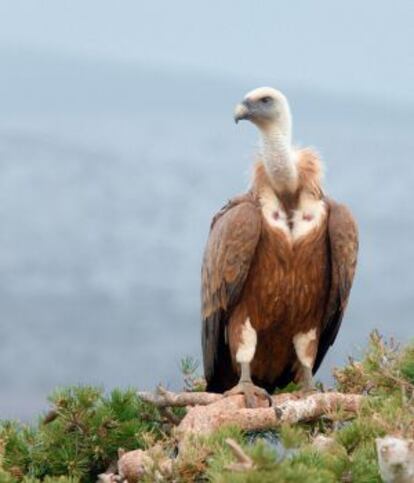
xmin=159 ymin=407 xmax=182 ymax=425
xmin=225 ymin=438 xmax=254 ymax=471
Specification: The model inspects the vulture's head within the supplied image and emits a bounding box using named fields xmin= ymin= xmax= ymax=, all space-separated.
xmin=234 ymin=87 xmax=291 ymax=134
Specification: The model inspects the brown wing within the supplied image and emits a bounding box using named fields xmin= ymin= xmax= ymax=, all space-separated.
xmin=201 ymin=194 xmax=261 ymax=390
xmin=314 ymin=199 xmax=359 ymax=373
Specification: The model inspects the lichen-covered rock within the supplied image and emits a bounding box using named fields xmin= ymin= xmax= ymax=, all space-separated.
xmin=376 ymin=436 xmax=414 ymax=483
xmin=117 ymin=449 xmax=154 ymax=482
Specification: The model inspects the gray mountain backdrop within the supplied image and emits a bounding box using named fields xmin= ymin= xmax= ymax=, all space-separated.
xmin=0 ymin=0 xmax=412 ymax=418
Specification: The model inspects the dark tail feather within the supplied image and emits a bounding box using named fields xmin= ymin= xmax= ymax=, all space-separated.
xmin=205 ymin=341 xmax=238 ymax=393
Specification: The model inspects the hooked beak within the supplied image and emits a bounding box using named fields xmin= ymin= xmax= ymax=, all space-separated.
xmin=234 ymin=101 xmax=250 ymax=124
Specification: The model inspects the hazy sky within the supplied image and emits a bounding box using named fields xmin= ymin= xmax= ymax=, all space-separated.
xmin=0 ymin=1 xmax=412 ymax=105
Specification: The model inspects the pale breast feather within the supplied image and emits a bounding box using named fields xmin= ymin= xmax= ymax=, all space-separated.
xmin=291 ymin=195 xmax=327 ymax=241
xmin=260 ymin=188 xmax=326 ymax=242
xmin=259 ymin=186 xmax=290 ymax=237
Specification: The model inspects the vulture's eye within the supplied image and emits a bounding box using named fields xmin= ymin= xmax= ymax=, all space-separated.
xmin=260 ymin=96 xmax=272 ymax=104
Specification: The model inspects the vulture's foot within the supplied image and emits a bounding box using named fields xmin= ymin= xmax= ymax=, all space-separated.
xmin=224 ymin=382 xmax=272 ymax=408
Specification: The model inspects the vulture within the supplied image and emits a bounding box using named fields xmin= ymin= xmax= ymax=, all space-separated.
xmin=201 ymin=87 xmax=358 ymax=407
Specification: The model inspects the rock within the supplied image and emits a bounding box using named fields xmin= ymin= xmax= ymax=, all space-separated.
xmin=118 ymin=449 xmax=154 ymax=482
xmin=376 ymin=436 xmax=414 ymax=483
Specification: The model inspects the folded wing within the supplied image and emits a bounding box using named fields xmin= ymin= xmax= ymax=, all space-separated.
xmin=201 ymin=195 xmax=262 ymax=389
xmin=314 ymin=199 xmax=359 ymax=373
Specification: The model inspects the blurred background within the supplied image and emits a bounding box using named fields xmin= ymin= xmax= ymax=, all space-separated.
xmin=0 ymin=1 xmax=413 ymax=419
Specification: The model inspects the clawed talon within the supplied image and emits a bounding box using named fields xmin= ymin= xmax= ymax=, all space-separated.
xmin=224 ymin=381 xmax=273 ymax=408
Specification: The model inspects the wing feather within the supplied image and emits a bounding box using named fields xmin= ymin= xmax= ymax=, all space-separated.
xmin=314 ymin=199 xmax=359 ymax=372
xmin=201 ymin=195 xmax=261 ymax=387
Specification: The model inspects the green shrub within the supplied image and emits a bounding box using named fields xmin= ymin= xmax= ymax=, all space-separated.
xmin=0 ymin=334 xmax=413 ymax=482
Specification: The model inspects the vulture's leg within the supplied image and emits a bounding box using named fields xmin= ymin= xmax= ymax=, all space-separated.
xmin=224 ymin=318 xmax=272 ymax=408
xmin=296 ymin=366 xmax=315 ymax=391
xmin=293 ymin=329 xmax=318 ymax=391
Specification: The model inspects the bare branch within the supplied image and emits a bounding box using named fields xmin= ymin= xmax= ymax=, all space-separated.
xmin=176 ymin=392 xmax=363 ymax=441
xmin=159 ymin=407 xmax=182 ymax=426
xmin=137 ymin=385 xmax=222 ymax=407
xmin=137 ymin=385 xmax=308 ymax=408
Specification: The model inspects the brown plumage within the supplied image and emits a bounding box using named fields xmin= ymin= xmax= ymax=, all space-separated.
xmin=201 ymin=87 xmax=358 ymax=401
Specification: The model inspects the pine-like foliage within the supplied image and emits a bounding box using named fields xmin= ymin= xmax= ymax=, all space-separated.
xmin=0 ymin=387 xmax=164 ymax=482
xmin=0 ymin=334 xmax=413 ymax=482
